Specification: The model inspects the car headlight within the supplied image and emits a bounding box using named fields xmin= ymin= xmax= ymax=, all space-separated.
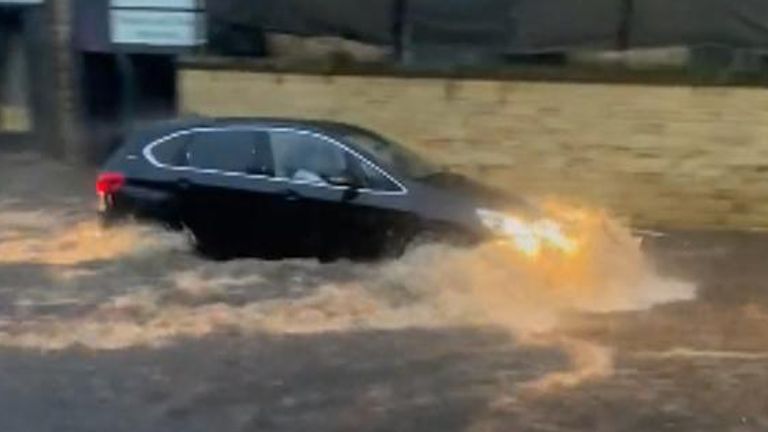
xmin=476 ymin=209 xmax=576 ymax=256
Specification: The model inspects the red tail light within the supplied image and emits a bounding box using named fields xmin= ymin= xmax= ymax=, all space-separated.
xmin=96 ymin=172 xmax=125 ymax=195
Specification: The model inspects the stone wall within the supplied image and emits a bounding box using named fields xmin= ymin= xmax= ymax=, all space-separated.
xmin=48 ymin=0 xmax=84 ymax=162
xmin=180 ymin=69 xmax=768 ymax=228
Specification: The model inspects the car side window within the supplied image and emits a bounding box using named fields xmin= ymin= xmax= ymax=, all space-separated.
xmin=270 ymin=130 xmax=350 ymax=184
xmin=150 ymin=134 xmax=189 ymax=166
xmin=186 ymin=130 xmax=274 ymax=176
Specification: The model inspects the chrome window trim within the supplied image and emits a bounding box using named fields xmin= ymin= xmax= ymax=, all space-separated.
xmin=142 ymin=125 xmax=408 ymax=196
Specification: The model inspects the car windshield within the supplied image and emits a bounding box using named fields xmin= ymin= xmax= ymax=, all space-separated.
xmin=342 ymin=130 xmax=442 ymax=179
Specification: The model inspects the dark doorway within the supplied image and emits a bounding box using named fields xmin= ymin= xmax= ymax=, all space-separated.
xmin=80 ymin=52 xmax=176 ymax=162
xmin=0 ymin=8 xmax=32 ymax=147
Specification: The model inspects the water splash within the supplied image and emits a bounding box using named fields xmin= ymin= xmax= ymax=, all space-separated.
xmin=0 ymin=211 xmax=184 ymax=265
xmin=0 ymin=200 xmax=696 ymax=393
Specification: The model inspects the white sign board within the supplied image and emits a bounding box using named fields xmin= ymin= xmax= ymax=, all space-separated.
xmin=111 ymin=10 xmax=204 ymax=46
xmin=109 ymin=0 xmax=205 ymax=48
xmin=111 ymin=0 xmax=197 ymax=9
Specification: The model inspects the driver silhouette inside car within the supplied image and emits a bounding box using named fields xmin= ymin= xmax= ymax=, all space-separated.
xmin=285 ymin=144 xmax=348 ymax=186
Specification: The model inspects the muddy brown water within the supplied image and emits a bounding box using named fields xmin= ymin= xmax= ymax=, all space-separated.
xmin=0 ymin=152 xmax=766 ymax=431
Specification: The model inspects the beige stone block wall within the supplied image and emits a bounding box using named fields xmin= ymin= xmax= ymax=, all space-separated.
xmin=180 ymin=69 xmax=768 ymax=228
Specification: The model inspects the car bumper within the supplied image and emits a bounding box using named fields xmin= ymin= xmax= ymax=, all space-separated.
xmin=98 ymin=189 xmax=181 ymax=229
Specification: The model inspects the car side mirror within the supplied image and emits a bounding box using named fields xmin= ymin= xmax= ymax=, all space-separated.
xmin=328 ymin=174 xmax=361 ymax=201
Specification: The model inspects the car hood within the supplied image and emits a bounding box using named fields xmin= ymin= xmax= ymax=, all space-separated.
xmin=417 ymin=172 xmax=537 ymax=214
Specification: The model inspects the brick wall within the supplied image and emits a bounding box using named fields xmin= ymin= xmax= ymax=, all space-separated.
xmin=180 ymin=69 xmax=768 ymax=228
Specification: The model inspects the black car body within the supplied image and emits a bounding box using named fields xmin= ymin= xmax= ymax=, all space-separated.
xmin=98 ymin=118 xmax=536 ymax=259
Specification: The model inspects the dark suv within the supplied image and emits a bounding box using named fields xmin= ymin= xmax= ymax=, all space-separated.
xmin=98 ymin=118 xmax=535 ymax=259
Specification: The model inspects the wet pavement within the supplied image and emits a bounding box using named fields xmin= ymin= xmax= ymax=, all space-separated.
xmin=0 ymin=152 xmax=766 ymax=432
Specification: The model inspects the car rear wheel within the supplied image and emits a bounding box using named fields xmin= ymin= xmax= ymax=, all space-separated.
xmin=182 ymin=224 xmax=230 ymax=260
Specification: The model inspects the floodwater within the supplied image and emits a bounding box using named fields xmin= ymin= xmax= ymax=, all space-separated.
xmin=0 ymin=152 xmax=766 ymax=431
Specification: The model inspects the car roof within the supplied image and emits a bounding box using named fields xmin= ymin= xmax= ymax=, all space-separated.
xmin=137 ymin=116 xmax=365 ymax=142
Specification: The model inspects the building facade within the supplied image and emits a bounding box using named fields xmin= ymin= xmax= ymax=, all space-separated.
xmin=0 ymin=0 xmax=204 ymax=163
xmin=0 ymin=0 xmax=60 ymax=154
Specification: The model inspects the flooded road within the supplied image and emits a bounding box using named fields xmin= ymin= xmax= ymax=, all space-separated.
xmin=0 ymin=152 xmax=766 ymax=431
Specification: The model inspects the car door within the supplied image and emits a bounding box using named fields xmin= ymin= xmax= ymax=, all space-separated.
xmin=343 ymin=156 xmax=418 ymax=257
xmin=268 ymin=129 xmax=352 ymax=257
xmin=269 ymin=128 xmax=413 ymax=258
xmin=178 ymin=128 xmax=283 ymax=255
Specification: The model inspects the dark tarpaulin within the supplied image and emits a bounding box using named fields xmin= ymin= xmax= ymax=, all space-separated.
xmin=207 ymin=0 xmax=397 ymax=46
xmin=206 ymin=0 xmax=267 ymax=55
xmin=405 ymin=0 xmax=768 ymax=53
xmin=504 ymin=0 xmax=768 ymax=51
xmin=404 ymin=0 xmax=511 ymax=48
xmin=630 ymin=0 xmax=768 ymax=48
xmin=205 ymin=0 xmax=768 ymax=55
xmin=403 ymin=0 xmax=625 ymax=54
xmin=510 ymin=0 xmax=623 ymax=52
xmin=266 ymin=0 xmax=397 ymax=44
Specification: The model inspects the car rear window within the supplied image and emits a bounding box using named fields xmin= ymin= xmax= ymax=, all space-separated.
xmin=150 ymin=133 xmax=189 ymax=166
xmin=186 ymin=130 xmax=274 ymax=176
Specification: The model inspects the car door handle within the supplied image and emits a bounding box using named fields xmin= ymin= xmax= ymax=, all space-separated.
xmin=281 ymin=190 xmax=301 ymax=202
xmin=177 ymin=179 xmax=192 ymax=191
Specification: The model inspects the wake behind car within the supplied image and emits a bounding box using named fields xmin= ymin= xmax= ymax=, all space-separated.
xmin=97 ymin=117 xmax=548 ymax=259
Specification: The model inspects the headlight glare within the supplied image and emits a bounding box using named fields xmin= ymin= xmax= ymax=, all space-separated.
xmin=476 ymin=209 xmax=576 ymax=256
